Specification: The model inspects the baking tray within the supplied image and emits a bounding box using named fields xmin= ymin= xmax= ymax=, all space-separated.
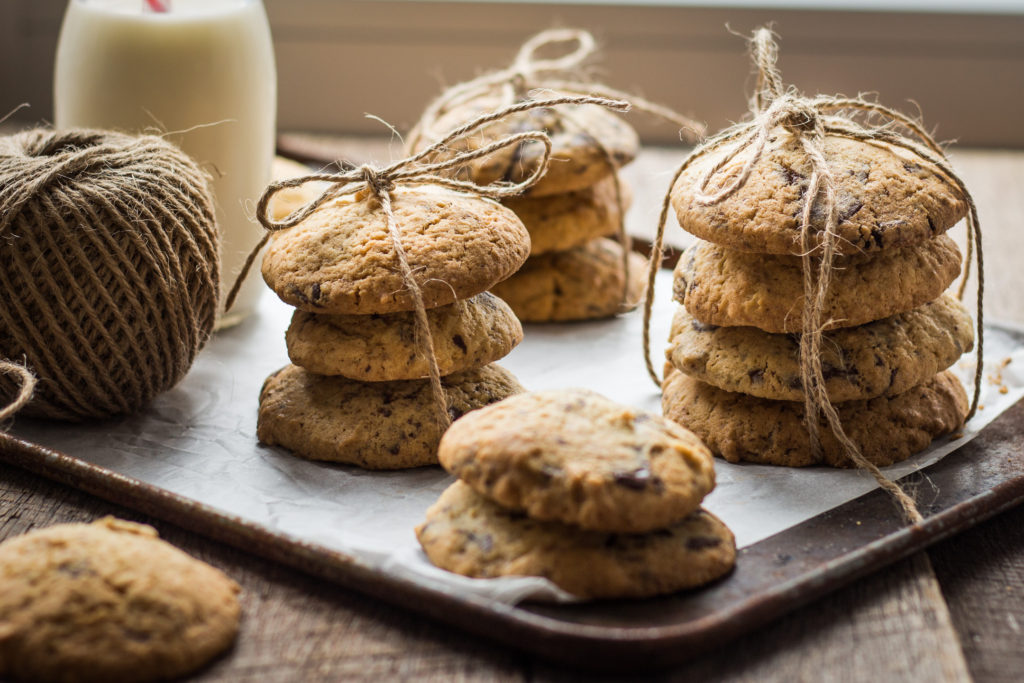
xmin=2 ymin=295 xmax=1023 ymax=672
xmin=2 ymin=397 xmax=1022 ymax=671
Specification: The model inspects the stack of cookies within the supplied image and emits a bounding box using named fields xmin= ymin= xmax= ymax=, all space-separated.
xmin=256 ymin=184 xmax=534 ymax=469
xmin=410 ymin=97 xmax=648 ymax=322
xmin=661 ymin=133 xmax=973 ymax=467
xmin=417 ymin=389 xmax=736 ymax=599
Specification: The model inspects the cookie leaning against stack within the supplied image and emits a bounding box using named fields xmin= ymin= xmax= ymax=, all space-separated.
xmin=417 ymin=389 xmax=736 ymax=599
xmin=410 ymin=74 xmax=646 ymax=322
xmin=661 ymin=128 xmax=973 ymax=467
xmin=257 ymin=184 xmax=529 ymax=469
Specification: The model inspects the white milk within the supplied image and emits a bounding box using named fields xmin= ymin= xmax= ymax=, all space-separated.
xmin=54 ymin=0 xmax=277 ymax=328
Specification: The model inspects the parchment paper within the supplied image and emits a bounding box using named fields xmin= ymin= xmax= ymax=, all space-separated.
xmin=12 ymin=272 xmax=1024 ymax=604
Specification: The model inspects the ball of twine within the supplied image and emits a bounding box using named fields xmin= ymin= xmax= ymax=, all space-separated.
xmin=0 ymin=128 xmax=220 ymax=421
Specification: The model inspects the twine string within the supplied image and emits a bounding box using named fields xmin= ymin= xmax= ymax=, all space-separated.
xmin=643 ymin=28 xmax=985 ymax=525
xmin=0 ymin=361 xmax=35 ymax=424
xmin=229 ymin=94 xmax=627 ymax=431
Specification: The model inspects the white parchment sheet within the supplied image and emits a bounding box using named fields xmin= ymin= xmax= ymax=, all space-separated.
xmin=13 ymin=272 xmax=1024 ymax=604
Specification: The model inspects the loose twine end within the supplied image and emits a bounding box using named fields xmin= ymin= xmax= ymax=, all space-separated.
xmin=0 ymin=360 xmax=36 ymax=425
xmin=641 ymin=27 xmax=984 ymax=526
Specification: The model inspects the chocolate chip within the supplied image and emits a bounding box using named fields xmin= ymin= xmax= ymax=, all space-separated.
xmin=288 ymin=284 xmax=310 ymax=306
xmin=748 ymin=368 xmax=765 ymax=384
xmin=779 ymin=163 xmax=805 ymax=186
xmin=870 ymin=226 xmax=885 ymax=249
xmin=686 ymin=536 xmax=722 ymax=551
xmin=691 ymin=319 xmax=719 ymax=332
xmin=452 ymin=334 xmax=467 ymax=353
xmin=388 ymin=444 xmax=400 ymax=455
xmin=448 ymin=405 xmax=466 ymax=421
xmin=614 ymin=467 xmax=652 ymax=490
xmin=839 ymin=199 xmax=863 ymax=224
xmin=311 ymin=282 xmax=322 ymax=302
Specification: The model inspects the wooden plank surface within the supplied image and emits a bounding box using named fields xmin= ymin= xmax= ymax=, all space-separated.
xmin=2 ymin=139 xmax=1023 ymax=680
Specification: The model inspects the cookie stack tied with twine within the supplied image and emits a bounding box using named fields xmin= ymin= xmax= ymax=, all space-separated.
xmin=234 ymin=96 xmax=626 ymax=470
xmin=408 ymin=29 xmax=701 ymax=322
xmin=417 ymin=389 xmax=736 ymax=599
xmin=643 ymin=29 xmax=983 ymax=524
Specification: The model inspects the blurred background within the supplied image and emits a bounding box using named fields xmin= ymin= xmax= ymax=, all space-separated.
xmin=3 ymin=0 xmax=1024 ymax=147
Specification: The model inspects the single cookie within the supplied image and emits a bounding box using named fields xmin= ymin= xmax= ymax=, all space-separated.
xmin=409 ymin=95 xmax=639 ymax=197
xmin=503 ymin=175 xmax=632 ymax=255
xmin=286 ymin=292 xmax=523 ymax=381
xmin=0 ymin=517 xmax=240 ymax=683
xmin=416 ymin=481 xmax=735 ymax=599
xmin=661 ymin=369 xmax=967 ymax=467
xmin=262 ymin=184 xmax=530 ymax=314
xmin=671 ymin=132 xmax=967 ymax=256
xmin=257 ymin=363 xmax=524 ymax=469
xmin=491 ymin=238 xmax=647 ymax=322
xmin=666 ymin=293 xmax=974 ymax=402
xmin=674 ymin=236 xmax=962 ymax=333
xmin=438 ymin=389 xmax=716 ymax=533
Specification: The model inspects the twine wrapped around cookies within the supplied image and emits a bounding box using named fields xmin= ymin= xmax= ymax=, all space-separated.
xmin=642 ymin=28 xmax=984 ymax=524
xmin=230 ymin=95 xmax=630 ymax=431
xmin=411 ymin=28 xmax=705 ymax=307
xmin=0 ymin=129 xmax=220 ymax=422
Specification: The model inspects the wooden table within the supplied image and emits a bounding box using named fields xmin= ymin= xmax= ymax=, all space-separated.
xmin=2 ymin=141 xmax=1023 ymax=681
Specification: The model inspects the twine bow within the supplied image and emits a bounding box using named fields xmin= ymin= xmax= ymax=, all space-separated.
xmin=410 ymin=28 xmax=706 ymax=306
xmin=228 ymin=94 xmax=629 ymax=431
xmin=643 ymin=28 xmax=984 ymax=525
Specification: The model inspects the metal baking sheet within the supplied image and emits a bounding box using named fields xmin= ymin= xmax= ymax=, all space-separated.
xmin=2 ymin=273 xmax=1022 ymax=669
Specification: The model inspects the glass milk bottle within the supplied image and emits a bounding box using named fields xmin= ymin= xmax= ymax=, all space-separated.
xmin=54 ymin=0 xmax=277 ymax=328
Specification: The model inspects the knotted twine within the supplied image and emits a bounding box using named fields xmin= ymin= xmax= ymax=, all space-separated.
xmin=227 ymin=95 xmax=629 ymax=431
xmin=410 ymin=28 xmax=705 ymax=306
xmin=0 ymin=129 xmax=220 ymax=422
xmin=642 ymin=28 xmax=984 ymax=525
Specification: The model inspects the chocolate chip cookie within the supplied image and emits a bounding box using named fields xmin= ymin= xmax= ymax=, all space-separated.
xmin=0 ymin=517 xmax=240 ymax=683
xmin=416 ymin=481 xmax=735 ymax=599
xmin=674 ymin=236 xmax=962 ymax=333
xmin=257 ymin=363 xmax=524 ymax=469
xmin=666 ymin=293 xmax=973 ymax=402
xmin=438 ymin=389 xmax=716 ymax=533
xmin=503 ymin=175 xmax=631 ymax=255
xmin=286 ymin=292 xmax=522 ymax=381
xmin=662 ymin=369 xmax=968 ymax=467
xmin=671 ymin=132 xmax=968 ymax=256
xmin=262 ymin=184 xmax=530 ymax=314
xmin=491 ymin=238 xmax=647 ymax=322
xmin=409 ymin=94 xmax=639 ymax=197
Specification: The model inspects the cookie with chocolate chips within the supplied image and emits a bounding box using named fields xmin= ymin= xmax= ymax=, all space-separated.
xmin=670 ymin=132 xmax=968 ymax=256
xmin=0 ymin=517 xmax=240 ymax=683
xmin=490 ymin=238 xmax=647 ymax=322
xmin=673 ymin=236 xmax=962 ymax=333
xmin=409 ymin=95 xmax=639 ymax=197
xmin=503 ymin=174 xmax=631 ymax=255
xmin=438 ymin=388 xmax=716 ymax=533
xmin=416 ymin=481 xmax=735 ymax=599
xmin=666 ymin=293 xmax=974 ymax=402
xmin=661 ymin=369 xmax=968 ymax=468
xmin=286 ymin=292 xmax=523 ymax=381
xmin=258 ymin=363 xmax=524 ymax=469
xmin=261 ymin=184 xmax=530 ymax=314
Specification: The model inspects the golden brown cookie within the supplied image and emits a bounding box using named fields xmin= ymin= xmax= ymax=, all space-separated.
xmin=438 ymin=389 xmax=716 ymax=533
xmin=286 ymin=292 xmax=523 ymax=381
xmin=416 ymin=481 xmax=735 ymax=599
xmin=671 ymin=132 xmax=968 ymax=256
xmin=491 ymin=238 xmax=647 ymax=322
xmin=666 ymin=294 xmax=974 ymax=402
xmin=257 ymin=363 xmax=524 ymax=469
xmin=0 ymin=517 xmax=240 ymax=683
xmin=661 ymin=369 xmax=967 ymax=468
xmin=262 ymin=184 xmax=530 ymax=314
xmin=673 ymin=236 xmax=962 ymax=333
xmin=410 ymin=95 xmax=639 ymax=197
xmin=503 ymin=175 xmax=631 ymax=255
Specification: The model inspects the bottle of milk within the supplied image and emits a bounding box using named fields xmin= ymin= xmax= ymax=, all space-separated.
xmin=54 ymin=0 xmax=277 ymax=329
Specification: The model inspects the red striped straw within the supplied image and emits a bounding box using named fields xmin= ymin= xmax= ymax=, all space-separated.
xmin=144 ymin=0 xmax=170 ymax=12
